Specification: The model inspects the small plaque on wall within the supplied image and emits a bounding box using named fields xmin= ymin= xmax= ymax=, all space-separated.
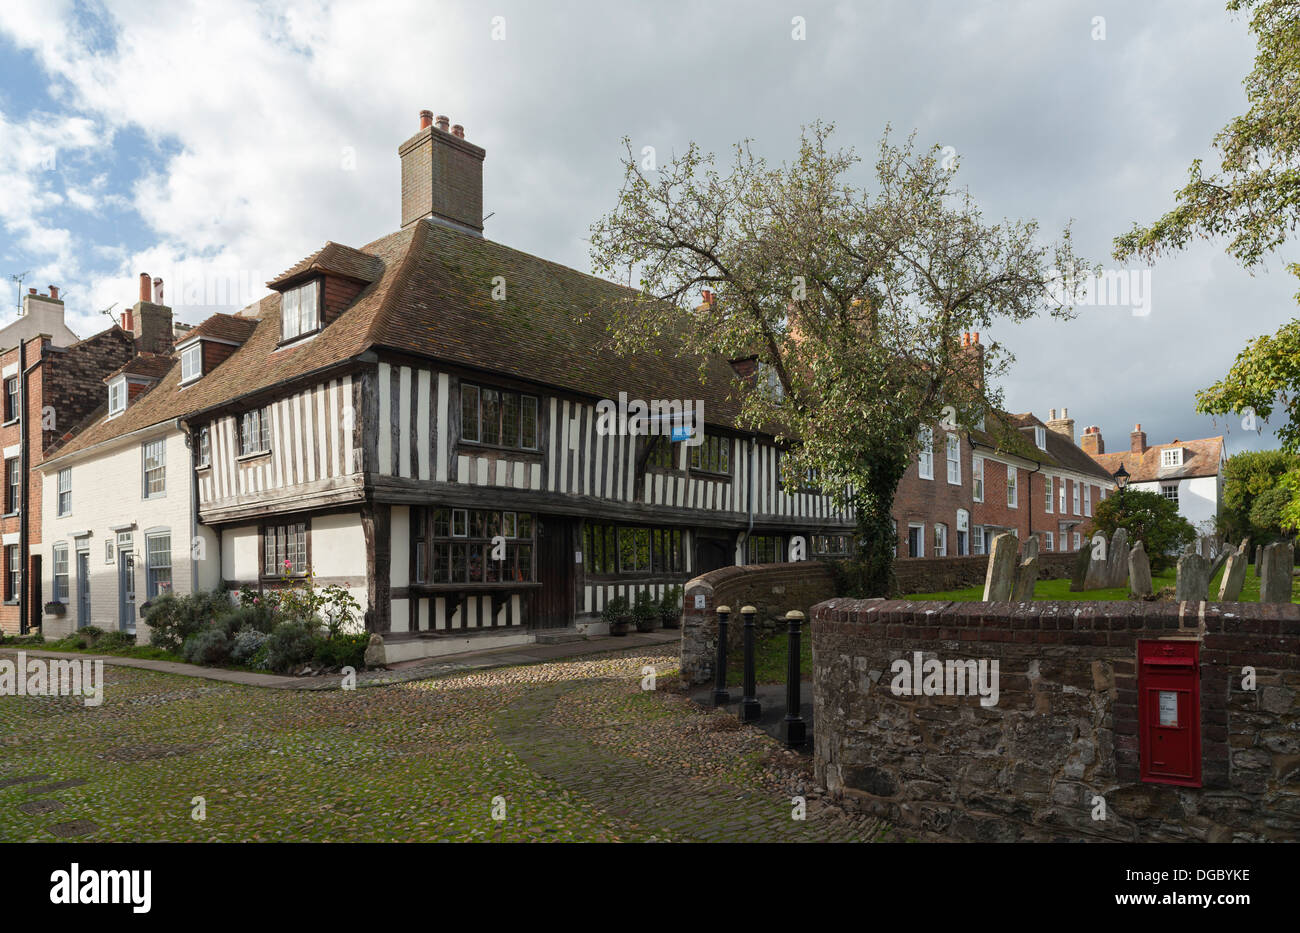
xmin=694 ymin=594 xmax=706 ymax=609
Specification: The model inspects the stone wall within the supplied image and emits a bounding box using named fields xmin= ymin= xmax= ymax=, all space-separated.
xmin=892 ymin=551 xmax=1076 ymax=595
xmin=681 ymin=562 xmax=836 ymax=685
xmin=811 ymin=598 xmax=1300 ymax=841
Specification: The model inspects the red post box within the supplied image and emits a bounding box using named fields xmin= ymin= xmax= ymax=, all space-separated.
xmin=1137 ymin=639 xmax=1201 ymax=787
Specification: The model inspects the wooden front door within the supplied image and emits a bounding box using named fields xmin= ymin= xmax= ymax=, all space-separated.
xmin=694 ymin=536 xmax=731 ymax=575
xmin=534 ymin=515 xmax=575 ymax=629
xmin=118 ymin=549 xmax=135 ymax=633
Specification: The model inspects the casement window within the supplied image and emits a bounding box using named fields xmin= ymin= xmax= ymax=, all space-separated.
xmin=934 ymin=523 xmax=948 ymax=557
xmin=917 ymin=427 xmax=934 ymax=480
xmin=460 ymin=383 xmax=539 ymax=450
xmin=811 ymin=534 xmax=852 ymax=557
xmin=584 ymin=521 xmax=683 ymax=576
xmin=1044 ymin=531 xmax=1054 ymax=552
xmin=1072 ymin=532 xmax=1081 ymax=551
xmin=972 ymin=456 xmax=984 ymax=502
xmin=972 ymin=526 xmax=986 ymax=556
xmin=108 ymin=377 xmax=126 ymax=417
xmin=415 ymin=508 xmax=535 ymax=583
xmin=1035 ymin=426 xmax=1047 ymax=449
xmin=1059 ymin=480 xmax=1067 ymax=513
xmin=5 ymin=544 xmax=19 ymax=601
xmin=180 ymin=343 xmax=202 ymax=383
xmin=1162 ymin=483 xmax=1179 ymax=504
xmin=279 ymin=278 xmax=321 ymax=342
xmin=52 ymin=544 xmax=68 ymax=602
xmin=690 ymin=433 xmax=731 ymax=475
xmin=746 ymin=535 xmax=784 ymax=565
xmin=3 ymin=376 xmax=17 ymax=422
xmin=1072 ymin=482 xmax=1081 ymax=515
xmin=758 ymin=362 xmax=785 ymax=403
xmin=197 ymin=427 xmax=211 ymax=468
xmin=1161 ymin=448 xmax=1183 ymax=468
xmin=907 ymin=523 xmax=925 ymax=558
xmin=945 ymin=434 xmax=961 ymax=485
xmin=1044 ymin=476 xmax=1054 ymax=514
xmin=57 ymin=468 xmax=71 ymax=516
xmin=645 ymin=436 xmax=678 ymax=470
xmin=142 ymin=439 xmax=166 ymax=498
xmin=956 ymin=509 xmax=970 ymax=556
xmin=1006 ymin=464 xmax=1018 ymax=508
xmin=1084 ymin=484 xmax=1092 ymax=516
xmin=145 ymin=533 xmax=172 ymax=599
xmin=239 ymin=407 xmax=271 ymax=456
xmin=262 ymin=522 xmax=309 ymax=578
xmin=3 ymin=458 xmax=18 ymax=513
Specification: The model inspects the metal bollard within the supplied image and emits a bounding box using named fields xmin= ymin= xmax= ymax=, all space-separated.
xmin=712 ymin=605 xmax=731 ymax=706
xmin=779 ymin=610 xmax=806 ymax=746
xmin=741 ymin=605 xmax=761 ymax=722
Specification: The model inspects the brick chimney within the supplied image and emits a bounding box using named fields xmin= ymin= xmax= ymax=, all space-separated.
xmin=399 ymin=109 xmax=485 ymax=236
xmin=1080 ymin=424 xmax=1105 ymax=455
xmin=1130 ymin=423 xmax=1147 ymax=454
xmin=1046 ymin=406 xmax=1074 ymax=443
xmin=957 ymin=331 xmax=985 ymax=392
xmin=129 ymin=272 xmax=174 ymax=355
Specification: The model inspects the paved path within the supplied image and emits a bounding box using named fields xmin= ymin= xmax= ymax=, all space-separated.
xmin=6 ymin=630 xmax=680 ymax=690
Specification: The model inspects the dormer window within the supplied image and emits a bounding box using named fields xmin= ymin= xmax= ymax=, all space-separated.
xmin=1161 ymin=447 xmax=1183 ymax=468
xmin=1034 ymin=426 xmax=1047 ymax=449
xmin=108 ymin=377 xmax=126 ymax=417
xmin=280 ymin=279 xmax=321 ymax=343
xmin=757 ymin=362 xmax=785 ymax=403
xmin=180 ymin=343 xmax=202 ymax=383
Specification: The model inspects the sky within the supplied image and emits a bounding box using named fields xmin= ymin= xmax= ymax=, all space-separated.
xmin=0 ymin=0 xmax=1290 ymax=460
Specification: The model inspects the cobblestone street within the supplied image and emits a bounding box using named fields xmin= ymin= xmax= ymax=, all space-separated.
xmin=0 ymin=647 xmax=881 ymax=842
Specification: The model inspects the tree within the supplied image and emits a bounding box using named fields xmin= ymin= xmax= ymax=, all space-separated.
xmin=1219 ymin=448 xmax=1300 ymax=540
xmin=1113 ymin=2 xmax=1300 ymax=451
xmin=590 ymin=123 xmax=1084 ymax=595
xmin=1093 ymin=490 xmax=1197 ymax=572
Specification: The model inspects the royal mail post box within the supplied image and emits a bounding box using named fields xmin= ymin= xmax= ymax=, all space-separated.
xmin=1137 ymin=639 xmax=1201 ymax=786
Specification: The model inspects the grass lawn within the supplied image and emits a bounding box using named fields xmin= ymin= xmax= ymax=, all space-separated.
xmin=726 ymin=627 xmax=812 ymax=686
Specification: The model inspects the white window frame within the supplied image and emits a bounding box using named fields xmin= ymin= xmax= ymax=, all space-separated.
xmin=945 ymin=433 xmax=961 ymax=485
xmin=197 ymin=427 xmax=210 ymax=468
xmin=1084 ymin=484 xmax=1092 ymax=517
xmin=52 ymin=543 xmax=68 ymax=602
xmin=972 ymin=456 xmax=984 ymax=503
xmin=142 ymin=438 xmax=166 ymax=499
xmin=1006 ymin=463 xmax=1018 ymax=508
xmin=1044 ymin=531 xmax=1054 ymax=552
xmin=145 ymin=532 xmax=173 ymax=599
xmin=1162 ymin=448 xmax=1183 ymax=468
xmin=1162 ymin=483 xmax=1179 ymax=504
xmin=972 ymin=526 xmax=986 ymax=556
xmin=108 ymin=377 xmax=126 ymax=417
xmin=180 ymin=342 xmax=202 ymax=383
xmin=280 ymin=278 xmax=322 ymax=343
xmin=1035 ymin=426 xmax=1046 ymax=449
xmin=1073 ymin=532 xmax=1081 ymax=551
xmin=1073 ymin=481 xmax=1081 ymax=515
xmin=57 ymin=467 xmax=71 ymax=516
xmin=907 ymin=522 xmax=925 ymax=558
xmin=1044 ymin=476 xmax=1054 ymax=514
xmin=917 ymin=427 xmax=934 ymax=481
xmin=1059 ymin=481 xmax=1067 ymax=513
xmin=934 ymin=523 xmax=947 ymax=557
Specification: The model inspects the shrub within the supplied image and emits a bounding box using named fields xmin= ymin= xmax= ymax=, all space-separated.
xmin=230 ymin=628 xmax=270 ymax=666
xmin=601 ymin=595 xmax=631 ymax=627
xmin=632 ymin=590 xmax=658 ymax=631
xmin=658 ymin=585 xmax=682 ymax=623
xmin=145 ymin=591 xmax=233 ymax=651
xmin=95 ymin=631 xmax=137 ymax=651
xmin=223 ymin=604 xmax=275 ymax=635
xmin=181 ymin=628 xmax=231 ymax=666
xmin=311 ymin=632 xmax=369 ymax=670
xmin=264 ymin=621 xmax=315 ymax=673
xmin=1093 ymin=489 xmax=1197 ymax=572
xmin=80 ymin=625 xmax=105 ymax=641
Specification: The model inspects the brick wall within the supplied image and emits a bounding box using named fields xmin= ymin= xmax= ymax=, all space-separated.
xmin=892 ymin=551 xmax=1077 ymax=595
xmin=811 ymin=598 xmax=1300 ymax=841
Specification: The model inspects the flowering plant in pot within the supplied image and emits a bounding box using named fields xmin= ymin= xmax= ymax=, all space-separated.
xmin=602 ymin=596 xmax=632 ymax=636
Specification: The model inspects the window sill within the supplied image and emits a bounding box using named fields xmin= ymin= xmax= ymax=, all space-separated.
xmin=690 ymin=470 xmax=732 ymax=480
xmin=1 ymin=419 xmax=16 ymax=428
xmin=410 ymin=582 xmax=542 ymax=592
xmin=237 ymin=450 xmax=272 ymax=463
xmin=275 ymin=329 xmax=321 ymax=351
xmin=458 ymin=441 xmax=542 ymax=457
xmin=2 ymin=600 xmax=16 ymax=606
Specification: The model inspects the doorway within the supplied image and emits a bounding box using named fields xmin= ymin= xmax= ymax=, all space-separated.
xmin=534 ymin=516 xmax=575 ymax=629
xmin=118 ymin=549 xmax=135 ymax=633
xmin=76 ymin=549 xmax=90 ymax=628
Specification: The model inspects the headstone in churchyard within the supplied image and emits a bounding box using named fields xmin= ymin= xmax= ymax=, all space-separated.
xmin=1217 ymin=546 xmax=1249 ymax=602
xmin=1106 ymin=528 xmax=1130 ymax=587
xmin=1128 ymin=541 xmax=1153 ymax=598
xmin=1259 ymin=541 xmax=1295 ymax=604
xmin=1012 ymin=556 xmax=1038 ymax=602
xmin=1070 ymin=546 xmax=1091 ymax=592
xmin=1175 ymin=552 xmax=1210 ymax=602
xmin=1200 ymin=536 xmax=1213 ymax=559
xmin=983 ymin=532 xmax=1019 ymax=601
xmin=1023 ymin=535 xmax=1039 ymax=562
xmin=1084 ymin=535 xmax=1109 ymax=589
xmin=1255 ymin=545 xmax=1262 ymax=577
xmin=1208 ymin=547 xmax=1230 ymax=585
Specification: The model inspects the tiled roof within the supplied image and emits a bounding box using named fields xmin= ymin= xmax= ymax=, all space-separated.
xmin=1091 ymin=436 xmax=1225 ymax=483
xmin=104 ymin=353 xmax=173 ymax=383
xmin=267 ymin=241 xmax=386 ymax=288
xmin=969 ymin=411 xmax=1115 ymax=483
xmin=177 ymin=313 xmax=258 ymax=346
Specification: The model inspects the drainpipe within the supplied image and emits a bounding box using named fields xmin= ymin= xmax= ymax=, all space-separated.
xmin=18 ymin=340 xmax=41 ymax=634
xmin=739 ymin=437 xmax=756 ymax=564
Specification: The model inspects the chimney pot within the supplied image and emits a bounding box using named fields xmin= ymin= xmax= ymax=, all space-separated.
xmin=1061 ymin=406 xmax=1068 ymax=419
xmin=139 ymin=272 xmax=152 ymax=303
xmin=48 ymin=285 xmax=59 ymax=300
xmin=435 ymin=115 xmax=450 ymax=132
xmin=971 ymin=331 xmax=979 ymax=344
xmin=153 ymin=277 xmax=164 ymax=305
xmin=419 ymin=109 xmax=433 ymax=130
xmin=451 ymin=124 xmax=465 ymax=139
xmin=1049 ymin=408 xmax=1056 ymax=420
xmin=28 ymin=288 xmax=36 ymax=296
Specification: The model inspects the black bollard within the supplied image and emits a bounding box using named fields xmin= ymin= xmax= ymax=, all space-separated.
xmin=741 ymin=605 xmax=761 ymax=722
xmin=779 ymin=610 xmax=806 ymax=746
xmin=712 ymin=605 xmax=731 ymax=706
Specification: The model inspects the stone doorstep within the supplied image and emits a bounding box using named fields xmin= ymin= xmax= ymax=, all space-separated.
xmin=4 ymin=629 xmax=681 ymax=691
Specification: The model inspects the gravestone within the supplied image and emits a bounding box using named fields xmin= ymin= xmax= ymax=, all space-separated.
xmin=1255 ymin=545 xmax=1262 ymax=577
xmin=1128 ymin=542 xmax=1153 ymax=598
xmin=1259 ymin=541 xmax=1295 ymax=604
xmin=1022 ymin=536 xmax=1039 ymax=562
xmin=1083 ymin=535 xmax=1109 ymax=589
xmin=1106 ymin=528 xmax=1130 ymax=587
xmin=1012 ymin=556 xmax=1038 ymax=602
xmin=363 ymin=633 xmax=387 ymax=668
xmin=1175 ymin=552 xmax=1210 ymax=602
xmin=1208 ymin=548 xmax=1230 ymax=585
xmin=983 ymin=533 xmax=1020 ymax=601
xmin=1070 ymin=546 xmax=1091 ymax=592
xmin=1217 ymin=547 xmax=1249 ymax=602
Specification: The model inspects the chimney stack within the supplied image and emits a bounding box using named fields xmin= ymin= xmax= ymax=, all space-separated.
xmin=400 ymin=109 xmax=486 ymax=236
xmin=48 ymin=285 xmax=59 ymax=300
xmin=129 ymin=271 xmax=173 ymax=355
xmin=1046 ymin=406 xmax=1075 ymax=443
xmin=1130 ymin=423 xmax=1147 ymax=454
xmin=1080 ymin=424 xmax=1105 ymax=456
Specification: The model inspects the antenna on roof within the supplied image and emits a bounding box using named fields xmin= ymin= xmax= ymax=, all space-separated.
xmin=9 ymin=271 xmax=29 ymax=315
xmin=99 ymin=302 xmax=119 ymax=326
xmin=482 ymin=212 xmax=495 ymax=224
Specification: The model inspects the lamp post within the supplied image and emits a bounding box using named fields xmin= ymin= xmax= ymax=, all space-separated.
xmin=1113 ymin=463 xmax=1130 ymax=515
